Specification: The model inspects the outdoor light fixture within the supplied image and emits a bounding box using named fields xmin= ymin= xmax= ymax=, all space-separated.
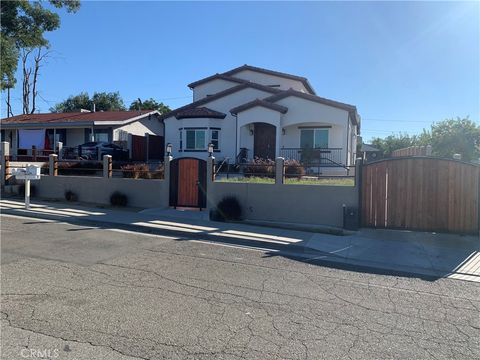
xmin=208 ymin=143 xmax=214 ymax=156
xmin=282 ymin=128 xmax=286 ymax=135
xmin=166 ymin=143 xmax=172 ymax=156
xmin=249 ymin=125 xmax=254 ymax=136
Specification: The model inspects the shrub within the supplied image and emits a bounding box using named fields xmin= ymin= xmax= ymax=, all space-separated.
xmin=110 ymin=191 xmax=128 ymax=207
xmin=216 ymin=196 xmax=242 ymax=221
xmin=121 ymin=163 xmax=150 ymax=179
xmin=284 ymin=159 xmax=305 ymax=179
xmin=18 ymin=184 xmax=36 ymax=197
xmin=65 ymin=190 xmax=78 ymax=202
xmin=121 ymin=163 xmax=164 ymax=179
xmin=149 ymin=164 xmax=164 ymax=179
xmin=243 ymin=158 xmax=275 ymax=178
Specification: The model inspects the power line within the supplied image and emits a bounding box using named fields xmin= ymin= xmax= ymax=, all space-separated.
xmin=363 ymin=118 xmax=433 ymax=123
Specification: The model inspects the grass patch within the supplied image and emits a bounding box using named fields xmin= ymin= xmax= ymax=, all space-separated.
xmin=217 ymin=176 xmax=275 ymax=184
xmin=217 ymin=176 xmax=354 ymax=186
xmin=285 ymin=177 xmax=355 ymax=186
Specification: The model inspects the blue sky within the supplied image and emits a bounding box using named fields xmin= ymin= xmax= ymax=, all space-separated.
xmin=2 ymin=1 xmax=479 ymax=141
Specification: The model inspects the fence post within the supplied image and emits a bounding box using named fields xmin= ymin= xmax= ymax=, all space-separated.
xmin=56 ymin=141 xmax=63 ymax=160
xmin=128 ymin=133 xmax=133 ymax=160
xmin=426 ymin=145 xmax=432 ymax=156
xmin=49 ymin=154 xmax=58 ymax=176
xmin=103 ymin=155 xmax=112 ymax=178
xmin=275 ymin=157 xmax=284 ymax=185
xmin=32 ymin=146 xmax=37 ymax=162
xmin=355 ymin=157 xmax=363 ymax=226
xmin=206 ymin=156 xmax=215 ymax=212
xmin=1 ymin=141 xmax=10 ymax=186
xmin=145 ymin=133 xmax=150 ymax=162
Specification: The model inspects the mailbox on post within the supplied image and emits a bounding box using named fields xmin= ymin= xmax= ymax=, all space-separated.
xmin=12 ymin=164 xmax=41 ymax=209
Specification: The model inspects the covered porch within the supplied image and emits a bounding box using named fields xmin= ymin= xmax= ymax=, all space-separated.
xmin=1 ymin=126 xmax=112 ymax=161
xmin=236 ymin=121 xmax=348 ymax=168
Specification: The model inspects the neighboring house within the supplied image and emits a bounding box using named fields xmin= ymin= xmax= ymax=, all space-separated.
xmin=360 ymin=143 xmax=382 ymax=162
xmin=0 ymin=110 xmax=163 ymax=159
xmin=161 ymin=64 xmax=360 ymax=170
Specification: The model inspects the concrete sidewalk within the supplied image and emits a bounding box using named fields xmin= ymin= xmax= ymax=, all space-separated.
xmin=1 ymin=198 xmax=479 ymax=282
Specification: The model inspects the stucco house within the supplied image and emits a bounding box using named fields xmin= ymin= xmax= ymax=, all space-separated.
xmin=161 ymin=65 xmax=360 ymax=170
xmin=0 ymin=110 xmax=164 ymax=160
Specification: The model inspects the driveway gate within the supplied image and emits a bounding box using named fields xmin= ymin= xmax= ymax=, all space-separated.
xmin=169 ymin=158 xmax=207 ymax=209
xmin=361 ymin=157 xmax=479 ymax=234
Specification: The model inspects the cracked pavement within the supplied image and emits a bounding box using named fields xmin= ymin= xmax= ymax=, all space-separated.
xmin=1 ymin=215 xmax=479 ymax=359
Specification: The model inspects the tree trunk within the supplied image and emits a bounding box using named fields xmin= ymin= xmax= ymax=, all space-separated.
xmin=21 ymin=49 xmax=32 ymax=114
xmin=31 ymin=47 xmax=49 ymax=114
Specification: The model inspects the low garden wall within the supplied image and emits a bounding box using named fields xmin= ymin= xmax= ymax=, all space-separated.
xmin=209 ymin=182 xmax=358 ymax=228
xmin=34 ymin=175 xmax=169 ymax=209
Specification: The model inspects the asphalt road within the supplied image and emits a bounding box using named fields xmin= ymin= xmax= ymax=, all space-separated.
xmin=1 ymin=214 xmax=479 ymax=360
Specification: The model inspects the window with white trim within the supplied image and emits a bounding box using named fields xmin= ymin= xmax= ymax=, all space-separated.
xmin=186 ymin=129 xmax=206 ymax=150
xmin=300 ymin=129 xmax=329 ymax=148
xmin=210 ymin=129 xmax=220 ymax=150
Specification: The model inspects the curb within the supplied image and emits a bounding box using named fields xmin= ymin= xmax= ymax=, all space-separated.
xmin=0 ymin=208 xmax=315 ymax=256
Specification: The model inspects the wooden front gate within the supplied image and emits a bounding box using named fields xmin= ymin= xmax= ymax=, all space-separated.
xmin=169 ymin=158 xmax=207 ymax=208
xmin=361 ymin=157 xmax=480 ymax=234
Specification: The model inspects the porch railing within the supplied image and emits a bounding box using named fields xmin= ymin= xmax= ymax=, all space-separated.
xmin=280 ymin=147 xmax=345 ymax=167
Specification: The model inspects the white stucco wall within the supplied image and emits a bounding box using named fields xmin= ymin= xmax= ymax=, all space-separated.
xmin=164 ymin=87 xmax=275 ymax=161
xmin=236 ymin=107 xmax=281 ymax=128
xmin=232 ymin=69 xmax=310 ymax=93
xmin=192 ymin=79 xmax=239 ymax=101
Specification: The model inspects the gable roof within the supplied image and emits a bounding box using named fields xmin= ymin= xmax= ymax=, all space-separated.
xmin=175 ymin=107 xmax=226 ymax=120
xmin=222 ymin=64 xmax=316 ymax=95
xmin=230 ymin=99 xmax=288 ymax=115
xmin=188 ymin=74 xmax=248 ymax=89
xmin=1 ymin=110 xmax=159 ymax=127
xmin=264 ymin=88 xmax=360 ymax=126
xmin=160 ymin=82 xmax=282 ymax=120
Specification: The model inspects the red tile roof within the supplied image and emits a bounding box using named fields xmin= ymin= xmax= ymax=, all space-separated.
xmin=175 ymin=107 xmax=226 ymax=120
xmin=1 ymin=111 xmax=156 ymax=125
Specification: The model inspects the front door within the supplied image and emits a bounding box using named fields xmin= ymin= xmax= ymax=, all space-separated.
xmin=169 ymin=158 xmax=207 ymax=208
xmin=253 ymin=123 xmax=276 ymax=159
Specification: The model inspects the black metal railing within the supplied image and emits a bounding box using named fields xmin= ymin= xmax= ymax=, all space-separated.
xmin=280 ymin=147 xmax=344 ymax=167
xmin=235 ymin=148 xmax=249 ymax=164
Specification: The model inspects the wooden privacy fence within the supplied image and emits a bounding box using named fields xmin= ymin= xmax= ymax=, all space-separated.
xmin=361 ymin=157 xmax=479 ymax=234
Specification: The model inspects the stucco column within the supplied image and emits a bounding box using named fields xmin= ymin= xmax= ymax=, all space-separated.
xmin=163 ymin=154 xmax=172 ymax=208
xmin=206 ymin=156 xmax=215 ymax=212
xmin=1 ymin=142 xmax=10 ymax=186
xmin=275 ymin=126 xmax=282 ymax=159
xmin=275 ymin=157 xmax=284 ymax=185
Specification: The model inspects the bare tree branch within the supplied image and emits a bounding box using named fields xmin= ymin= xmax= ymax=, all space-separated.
xmin=31 ymin=47 xmax=51 ymax=114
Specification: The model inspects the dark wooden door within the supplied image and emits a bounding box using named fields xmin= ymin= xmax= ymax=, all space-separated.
xmin=169 ymin=158 xmax=207 ymax=208
xmin=254 ymin=123 xmax=276 ymax=160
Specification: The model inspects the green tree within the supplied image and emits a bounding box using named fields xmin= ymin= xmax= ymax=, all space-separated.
xmin=370 ymin=133 xmax=421 ymax=156
xmin=429 ymin=117 xmax=480 ymax=161
xmin=50 ymin=92 xmax=126 ymax=112
xmin=1 ymin=0 xmax=80 ymax=90
xmin=129 ymin=98 xmax=171 ymax=114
